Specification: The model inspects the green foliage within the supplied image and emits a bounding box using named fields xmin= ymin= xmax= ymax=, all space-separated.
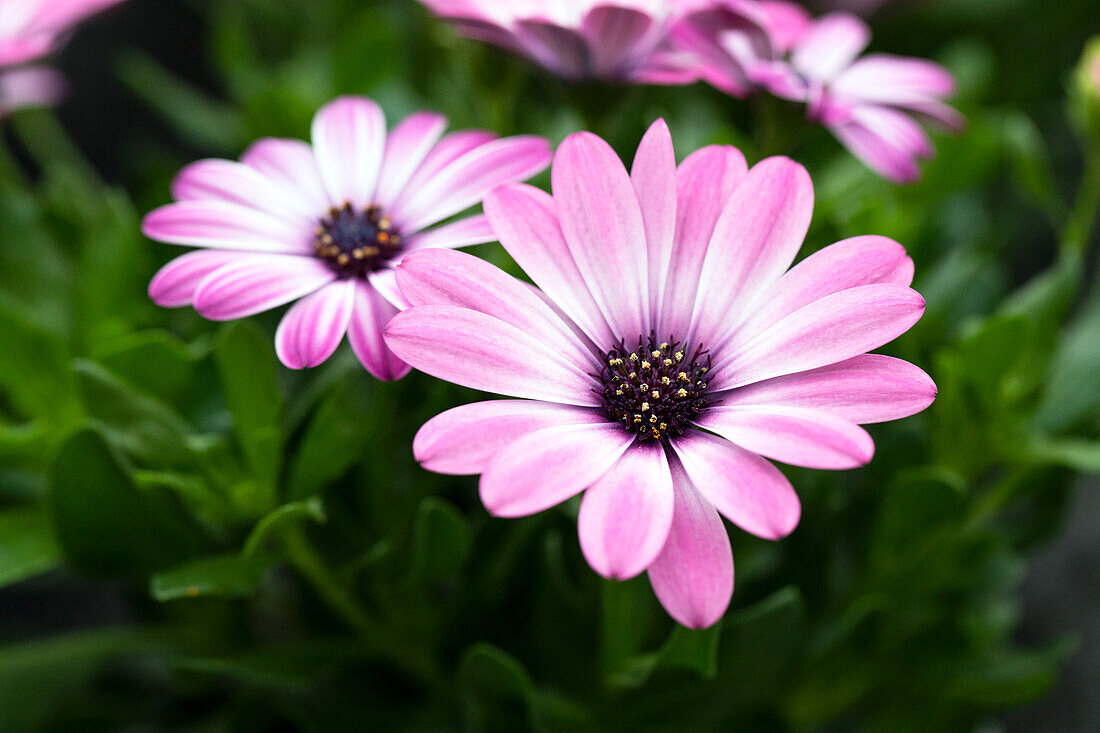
xmin=0 ymin=0 xmax=1098 ymax=730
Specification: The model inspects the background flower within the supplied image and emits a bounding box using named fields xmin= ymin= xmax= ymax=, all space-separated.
xmin=386 ymin=121 xmax=934 ymax=627
xmin=143 ymin=95 xmax=550 ymax=378
xmin=0 ymin=0 xmax=123 ymax=114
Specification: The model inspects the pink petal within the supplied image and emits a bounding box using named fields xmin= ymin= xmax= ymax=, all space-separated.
xmin=414 ymin=400 xmax=606 ymax=475
xmin=659 ymin=145 xmax=748 ymax=339
xmin=274 ymin=280 xmax=355 ymax=369
xmin=394 ymin=248 xmax=594 ymax=370
xmin=347 ymin=279 xmax=411 ymax=381
xmin=374 ymin=112 xmax=448 ymax=208
xmin=512 ymin=19 xmax=589 ymax=79
xmin=791 ymin=12 xmax=871 ymax=82
xmin=367 ymin=268 xmax=409 ymax=310
xmin=311 ymin=96 xmax=386 ymax=207
xmin=394 ymin=135 xmax=552 ymax=233
xmin=718 ymin=354 xmax=937 ymax=424
xmin=631 ymin=119 xmax=677 ymax=320
xmin=673 ymin=431 xmax=800 ymax=540
xmin=148 ymin=250 xmax=242 ymax=308
xmin=484 ymin=183 xmax=614 ymax=346
xmin=647 ymin=460 xmax=733 ymax=629
xmin=171 ymin=159 xmax=316 ymax=224
xmin=142 ymin=200 xmax=310 ymax=253
xmin=829 ymin=106 xmax=933 ymax=184
xmin=696 ymin=405 xmax=874 ymax=470
xmin=479 ymin=423 xmax=634 ymax=517
xmin=580 ymin=5 xmax=657 ymax=78
xmin=0 ymin=66 xmax=64 ymax=115
xmin=578 ymin=442 xmax=674 ymax=580
xmin=553 ymin=131 xmax=650 ymax=341
xmin=833 ymin=55 xmax=956 ymax=105
xmin=192 ymin=254 xmax=335 ymax=321
xmin=723 ymin=235 xmax=913 ymax=350
xmin=690 ymin=156 xmax=813 ymax=347
xmin=384 ymin=304 xmax=598 ymax=406
xmin=240 ymin=138 xmax=329 ymax=213
xmin=714 ymin=284 xmax=925 ymax=390
xmin=395 ymin=130 xmax=498 ymax=207
xmin=403 ymin=214 xmax=496 ymax=252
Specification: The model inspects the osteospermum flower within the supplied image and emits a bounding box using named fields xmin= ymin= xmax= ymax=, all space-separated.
xmin=384 ymin=120 xmax=936 ymax=627
xmin=417 ymin=0 xmax=703 ymax=83
xmin=676 ymin=1 xmax=963 ymax=182
xmin=0 ymin=0 xmax=123 ymax=115
xmin=143 ymin=96 xmax=551 ymax=378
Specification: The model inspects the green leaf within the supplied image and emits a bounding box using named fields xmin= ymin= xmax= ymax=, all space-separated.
xmin=1002 ymin=112 xmax=1062 ymax=221
xmin=407 ymin=497 xmax=471 ymax=586
xmin=151 ymin=553 xmax=272 ymax=601
xmin=0 ymin=296 xmax=81 ymax=426
xmin=610 ymin=613 xmax=723 ymax=689
xmin=717 ymin=586 xmax=805 ymax=687
xmin=49 ymin=428 xmax=204 ymax=577
xmin=1020 ymin=436 xmax=1100 ymax=473
xmin=92 ymin=329 xmax=200 ymax=403
xmin=0 ymin=629 xmax=148 ymax=732
xmin=0 ymin=509 xmax=61 ymax=588
xmin=214 ymin=322 xmax=285 ymax=514
xmin=74 ymin=358 xmax=196 ymax=467
xmin=286 ymin=369 xmax=379 ymax=499
xmin=458 ymin=642 xmax=534 ymax=702
xmin=1035 ymin=283 xmax=1100 ymax=432
xmin=243 ymin=497 xmax=326 ymax=558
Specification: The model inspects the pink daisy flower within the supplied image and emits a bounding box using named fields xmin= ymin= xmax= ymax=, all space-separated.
xmin=416 ymin=0 xmax=704 ymax=84
xmin=0 ymin=0 xmax=123 ymax=114
xmin=384 ymin=120 xmax=936 ymax=628
xmin=143 ymin=96 xmax=552 ymax=378
xmin=675 ymin=1 xmax=963 ymax=182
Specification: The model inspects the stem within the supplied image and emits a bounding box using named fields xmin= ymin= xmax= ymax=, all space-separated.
xmin=1062 ymin=149 xmax=1100 ymax=257
xmin=281 ymin=525 xmax=444 ymax=688
xmin=10 ymin=109 xmax=99 ymax=185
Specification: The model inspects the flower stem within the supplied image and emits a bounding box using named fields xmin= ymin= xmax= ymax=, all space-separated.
xmin=280 ymin=524 xmax=444 ymax=688
xmin=1062 ymin=149 xmax=1100 ymax=257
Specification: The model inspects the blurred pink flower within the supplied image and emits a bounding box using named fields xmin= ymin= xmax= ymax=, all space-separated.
xmin=0 ymin=0 xmax=123 ymax=114
xmin=143 ymin=96 xmax=551 ymax=378
xmin=675 ymin=1 xmax=962 ymax=182
xmin=385 ymin=121 xmax=935 ymax=628
xmin=417 ymin=0 xmax=705 ymax=83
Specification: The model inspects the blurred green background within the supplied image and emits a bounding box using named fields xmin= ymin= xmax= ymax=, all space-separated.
xmin=2 ymin=0 xmax=1100 ymax=730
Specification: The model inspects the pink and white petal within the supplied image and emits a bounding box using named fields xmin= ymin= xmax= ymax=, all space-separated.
xmin=148 ymin=250 xmax=242 ymax=308
xmin=485 ymin=183 xmax=614 ymax=346
xmin=553 ymin=132 xmax=650 ymax=341
xmin=347 ymin=280 xmax=411 ymax=381
xmin=690 ymin=156 xmax=813 ymax=348
xmin=311 ymin=96 xmax=386 ymax=208
xmin=394 ymin=249 xmax=594 ymax=370
xmin=718 ymin=354 xmax=937 ymax=424
xmin=395 ymin=135 xmax=552 ymax=233
xmin=512 ymin=19 xmax=589 ymax=79
xmin=367 ymin=268 xmax=409 ymax=310
xmin=833 ymin=55 xmax=955 ymax=105
xmin=274 ymin=279 xmax=355 ymax=369
xmin=578 ymin=442 xmax=674 ymax=580
xmin=240 ymin=138 xmax=329 ymax=213
xmin=713 ymin=284 xmax=925 ymax=391
xmin=791 ymin=12 xmax=871 ymax=82
xmin=828 ymin=106 xmax=933 ymax=183
xmin=580 ymin=5 xmax=656 ymax=78
xmin=403 ymin=214 xmax=496 ymax=252
xmin=904 ymin=98 xmax=966 ymax=133
xmin=0 ymin=66 xmax=65 ymax=115
xmin=659 ymin=145 xmax=748 ymax=338
xmin=415 ymin=400 xmax=606 ymax=475
xmin=631 ymin=119 xmax=678 ymax=319
xmin=647 ymin=461 xmax=733 ymax=629
xmin=673 ymin=431 xmax=800 ymax=540
xmin=142 ymin=200 xmax=311 ymax=253
xmin=479 ymin=423 xmax=634 ymax=517
xmin=395 ymin=130 xmax=498 ymax=208
xmin=192 ymin=254 xmax=335 ymax=321
xmin=697 ymin=405 xmax=874 ymax=470
xmin=171 ymin=159 xmax=316 ymax=224
xmin=385 ymin=305 xmax=598 ymax=405
xmin=723 ymin=235 xmax=913 ymax=350
xmin=374 ymin=112 xmax=448 ymax=208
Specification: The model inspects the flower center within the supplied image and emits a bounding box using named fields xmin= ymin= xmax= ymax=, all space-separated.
xmin=313 ymin=203 xmax=403 ymax=278
xmin=599 ymin=337 xmax=711 ymax=442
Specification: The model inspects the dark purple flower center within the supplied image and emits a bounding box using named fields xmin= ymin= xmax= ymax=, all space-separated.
xmin=313 ymin=203 xmax=403 ymax=278
xmin=599 ymin=337 xmax=711 ymax=442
